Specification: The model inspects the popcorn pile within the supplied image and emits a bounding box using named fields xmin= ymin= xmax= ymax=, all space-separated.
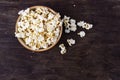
xmin=15 ymin=7 xmax=62 ymax=50
xmin=59 ymin=15 xmax=93 ymax=54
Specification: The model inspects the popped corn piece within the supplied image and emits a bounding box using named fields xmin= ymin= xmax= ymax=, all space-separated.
xmin=83 ymin=23 xmax=93 ymax=30
xmin=25 ymin=37 xmax=31 ymax=45
xmin=15 ymin=32 xmax=25 ymax=38
xmin=60 ymin=49 xmax=66 ymax=55
xmin=41 ymin=42 xmax=48 ymax=49
xmin=65 ymin=23 xmax=70 ymax=28
xmin=70 ymin=23 xmax=77 ymax=32
xmin=18 ymin=10 xmax=24 ymax=15
xmin=77 ymin=31 xmax=86 ymax=38
xmin=38 ymin=35 xmax=44 ymax=42
xmin=37 ymin=27 xmax=44 ymax=32
xmin=17 ymin=22 xmax=23 ymax=27
xmin=36 ymin=8 xmax=42 ymax=13
xmin=63 ymin=15 xmax=70 ymax=28
xmin=22 ymin=22 xmax=29 ymax=30
xmin=46 ymin=20 xmax=57 ymax=32
xmin=77 ymin=21 xmax=93 ymax=30
xmin=38 ymin=15 xmax=44 ymax=21
xmin=31 ymin=45 xmax=37 ymax=50
xmin=46 ymin=38 xmax=51 ymax=45
xmin=59 ymin=44 xmax=66 ymax=54
xmin=63 ymin=15 xmax=70 ymax=21
xmin=51 ymin=37 xmax=57 ymax=43
xmin=54 ymin=28 xmax=60 ymax=37
xmin=24 ymin=8 xmax=30 ymax=14
xmin=48 ymin=12 xmax=54 ymax=20
xmin=67 ymin=38 xmax=75 ymax=46
xmin=17 ymin=27 xmax=23 ymax=32
xmin=70 ymin=19 xmax=76 ymax=24
xmin=39 ymin=22 xmax=43 ymax=27
xmin=65 ymin=28 xmax=70 ymax=33
xmin=77 ymin=21 xmax=84 ymax=27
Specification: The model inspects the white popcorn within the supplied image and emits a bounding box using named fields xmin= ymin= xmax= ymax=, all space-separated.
xmin=31 ymin=45 xmax=37 ymax=50
xmin=70 ymin=19 xmax=76 ymax=24
xmin=51 ymin=37 xmax=57 ymax=43
xmin=63 ymin=15 xmax=70 ymax=21
xmin=63 ymin=15 xmax=70 ymax=28
xmin=65 ymin=28 xmax=70 ymax=33
xmin=25 ymin=37 xmax=31 ymax=45
xmin=18 ymin=10 xmax=24 ymax=15
xmin=38 ymin=35 xmax=44 ymax=42
xmin=15 ymin=32 xmax=25 ymax=38
xmin=77 ymin=21 xmax=93 ymax=30
xmin=17 ymin=27 xmax=23 ymax=32
xmin=47 ymin=25 xmax=55 ymax=32
xmin=70 ymin=23 xmax=77 ymax=32
xmin=63 ymin=16 xmax=77 ymax=33
xmin=46 ymin=38 xmax=51 ymax=45
xmin=48 ymin=13 xmax=54 ymax=20
xmin=40 ymin=42 xmax=48 ymax=49
xmin=77 ymin=31 xmax=86 ymax=38
xmin=24 ymin=8 xmax=30 ymax=14
xmin=77 ymin=21 xmax=85 ymax=27
xmin=38 ymin=15 xmax=44 ymax=20
xmin=67 ymin=38 xmax=75 ymax=46
xmin=39 ymin=22 xmax=43 ymax=28
xmin=24 ymin=22 xmax=29 ymax=28
xmin=83 ymin=23 xmax=93 ymax=30
xmin=15 ymin=7 xmax=62 ymax=50
xmin=59 ymin=44 xmax=66 ymax=54
xmin=38 ymin=27 xmax=44 ymax=32
xmin=54 ymin=28 xmax=60 ymax=37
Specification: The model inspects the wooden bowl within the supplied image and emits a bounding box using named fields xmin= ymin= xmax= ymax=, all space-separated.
xmin=15 ymin=6 xmax=63 ymax=52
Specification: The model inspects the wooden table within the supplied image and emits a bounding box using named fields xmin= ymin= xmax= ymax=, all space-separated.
xmin=0 ymin=0 xmax=120 ymax=80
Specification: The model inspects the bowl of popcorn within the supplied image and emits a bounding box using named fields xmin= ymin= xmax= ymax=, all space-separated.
xmin=15 ymin=6 xmax=63 ymax=52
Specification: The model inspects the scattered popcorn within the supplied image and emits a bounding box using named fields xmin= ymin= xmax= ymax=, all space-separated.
xmin=84 ymin=23 xmax=93 ymax=30
xmin=67 ymin=38 xmax=75 ymax=46
xmin=77 ymin=31 xmax=86 ymax=38
xmin=70 ymin=23 xmax=77 ymax=32
xmin=63 ymin=16 xmax=77 ymax=33
xmin=77 ymin=21 xmax=84 ymax=27
xmin=63 ymin=15 xmax=70 ymax=28
xmin=15 ymin=7 xmax=62 ymax=50
xmin=77 ymin=21 xmax=93 ymax=30
xmin=59 ymin=44 xmax=66 ymax=54
xmin=63 ymin=15 xmax=70 ymax=21
xmin=65 ymin=28 xmax=70 ymax=33
xmin=70 ymin=19 xmax=76 ymax=24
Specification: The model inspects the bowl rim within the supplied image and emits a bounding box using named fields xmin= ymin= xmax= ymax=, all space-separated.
xmin=15 ymin=6 xmax=63 ymax=52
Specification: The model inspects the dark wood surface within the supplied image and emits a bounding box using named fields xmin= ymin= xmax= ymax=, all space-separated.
xmin=0 ymin=0 xmax=120 ymax=80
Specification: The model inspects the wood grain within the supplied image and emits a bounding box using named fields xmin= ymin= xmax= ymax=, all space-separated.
xmin=0 ymin=0 xmax=120 ymax=80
